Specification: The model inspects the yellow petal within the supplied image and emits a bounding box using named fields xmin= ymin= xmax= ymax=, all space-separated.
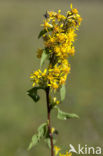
xmin=70 ymin=3 xmax=73 ymax=10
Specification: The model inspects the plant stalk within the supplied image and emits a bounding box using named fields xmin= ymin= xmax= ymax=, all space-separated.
xmin=46 ymin=87 xmax=54 ymax=156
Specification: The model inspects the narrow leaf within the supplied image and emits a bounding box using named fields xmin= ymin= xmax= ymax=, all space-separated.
xmin=28 ymin=134 xmax=38 ymax=150
xmin=38 ymin=29 xmax=47 ymax=39
xmin=56 ymin=106 xmax=79 ymax=120
xmin=60 ymin=84 xmax=66 ymax=101
xmin=38 ymin=28 xmax=53 ymax=39
xmin=37 ymin=123 xmax=47 ymax=138
xmin=45 ymin=138 xmax=51 ymax=148
xmin=40 ymin=49 xmax=48 ymax=67
xmin=28 ymin=123 xmax=47 ymax=150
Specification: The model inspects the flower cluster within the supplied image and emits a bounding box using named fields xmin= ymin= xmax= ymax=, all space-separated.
xmin=30 ymin=69 xmax=47 ymax=87
xmin=31 ymin=4 xmax=82 ymax=90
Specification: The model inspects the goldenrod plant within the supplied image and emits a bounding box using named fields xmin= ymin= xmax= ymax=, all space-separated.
xmin=27 ymin=4 xmax=82 ymax=156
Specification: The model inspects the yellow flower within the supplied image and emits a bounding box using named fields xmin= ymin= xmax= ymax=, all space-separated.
xmin=51 ymin=82 xmax=59 ymax=90
xmin=48 ymin=11 xmax=57 ymax=18
xmin=42 ymin=69 xmax=47 ymax=76
xmin=72 ymin=8 xmax=78 ymax=14
xmin=56 ymin=100 xmax=60 ymax=105
xmin=53 ymin=25 xmax=60 ymax=32
xmin=56 ymin=33 xmax=67 ymax=42
xmin=62 ymin=63 xmax=71 ymax=73
xmin=53 ymin=97 xmax=60 ymax=105
xmin=42 ymin=20 xmax=53 ymax=29
xmin=60 ymin=77 xmax=66 ymax=85
xmin=32 ymin=82 xmax=35 ymax=87
xmin=67 ymin=29 xmax=76 ymax=42
xmin=70 ymin=3 xmax=73 ymax=10
xmin=56 ymin=10 xmax=66 ymax=20
xmin=53 ymin=67 xmax=60 ymax=75
xmin=30 ymin=69 xmax=48 ymax=87
xmin=54 ymin=46 xmax=60 ymax=53
xmin=47 ymin=74 xmax=54 ymax=81
xmin=77 ymin=17 xmax=82 ymax=25
xmin=54 ymin=146 xmax=61 ymax=155
xmin=45 ymin=37 xmax=56 ymax=47
xmin=49 ymin=37 xmax=55 ymax=43
xmin=51 ymin=127 xmax=55 ymax=134
xmin=53 ymin=97 xmax=57 ymax=102
xmin=59 ymin=154 xmax=65 ymax=156
xmin=69 ymin=47 xmax=75 ymax=56
xmin=66 ymin=152 xmax=72 ymax=156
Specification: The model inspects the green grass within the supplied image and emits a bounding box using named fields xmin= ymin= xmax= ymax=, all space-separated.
xmin=0 ymin=1 xmax=103 ymax=156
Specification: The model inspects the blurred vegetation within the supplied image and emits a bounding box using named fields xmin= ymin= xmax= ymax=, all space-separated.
xmin=0 ymin=0 xmax=103 ymax=156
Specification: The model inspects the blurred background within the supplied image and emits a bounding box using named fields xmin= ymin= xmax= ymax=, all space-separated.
xmin=0 ymin=0 xmax=103 ymax=156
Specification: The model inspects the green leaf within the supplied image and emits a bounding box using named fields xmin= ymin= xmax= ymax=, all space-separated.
xmin=56 ymin=106 xmax=79 ymax=120
xmin=44 ymin=127 xmax=56 ymax=149
xmin=45 ymin=138 xmax=51 ymax=148
xmin=45 ymin=137 xmax=56 ymax=149
xmin=60 ymin=84 xmax=66 ymax=101
xmin=27 ymin=87 xmax=40 ymax=102
xmin=28 ymin=123 xmax=47 ymax=150
xmin=40 ymin=49 xmax=48 ymax=67
xmin=28 ymin=134 xmax=38 ymax=150
xmin=27 ymin=86 xmax=46 ymax=102
xmin=38 ymin=28 xmax=53 ymax=39
xmin=37 ymin=123 xmax=47 ymax=138
xmin=38 ymin=29 xmax=47 ymax=39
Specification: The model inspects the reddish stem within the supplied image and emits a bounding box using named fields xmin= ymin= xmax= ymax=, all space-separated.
xmin=46 ymin=87 xmax=54 ymax=156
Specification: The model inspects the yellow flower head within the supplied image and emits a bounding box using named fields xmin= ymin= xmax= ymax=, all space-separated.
xmin=54 ymin=146 xmax=61 ymax=155
xmin=69 ymin=47 xmax=75 ymax=56
xmin=72 ymin=8 xmax=78 ymax=14
xmin=66 ymin=152 xmax=72 ymax=156
xmin=70 ymin=3 xmax=73 ymax=10
xmin=42 ymin=20 xmax=53 ymax=30
xmin=51 ymin=127 xmax=55 ymax=134
xmin=48 ymin=11 xmax=57 ymax=18
xmin=50 ymin=81 xmax=59 ymax=90
xmin=30 ymin=69 xmax=47 ymax=87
